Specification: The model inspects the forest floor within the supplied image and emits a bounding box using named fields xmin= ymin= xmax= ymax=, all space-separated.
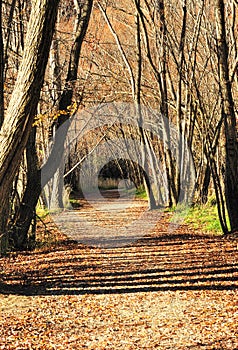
xmin=0 ymin=190 xmax=238 ymax=349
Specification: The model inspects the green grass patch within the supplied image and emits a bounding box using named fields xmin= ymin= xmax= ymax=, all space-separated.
xmin=169 ymin=198 xmax=229 ymax=235
xmin=135 ymin=185 xmax=147 ymax=199
xmin=183 ymin=204 xmax=225 ymax=235
xmin=36 ymin=206 xmax=49 ymax=219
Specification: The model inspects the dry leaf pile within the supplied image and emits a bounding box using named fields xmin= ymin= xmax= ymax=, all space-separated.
xmin=0 ymin=195 xmax=238 ymax=349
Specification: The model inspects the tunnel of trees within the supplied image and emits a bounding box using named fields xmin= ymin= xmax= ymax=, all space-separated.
xmin=98 ymin=159 xmax=144 ymax=188
xmin=0 ymin=0 xmax=238 ymax=254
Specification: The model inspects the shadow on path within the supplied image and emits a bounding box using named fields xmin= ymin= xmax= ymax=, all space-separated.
xmin=1 ymin=190 xmax=238 ymax=296
xmin=1 ymin=230 xmax=237 ymax=296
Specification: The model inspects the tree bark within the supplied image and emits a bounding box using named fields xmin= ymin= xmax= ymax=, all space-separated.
xmin=49 ymin=0 xmax=93 ymax=209
xmin=0 ymin=0 xmax=4 ymax=127
xmin=10 ymin=127 xmax=41 ymax=250
xmin=11 ymin=0 xmax=93 ymax=250
xmin=0 ymin=0 xmax=60 ymax=253
xmin=216 ymin=0 xmax=238 ymax=233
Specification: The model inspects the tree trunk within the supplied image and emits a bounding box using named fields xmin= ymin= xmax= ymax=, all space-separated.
xmin=135 ymin=10 xmax=157 ymax=209
xmin=10 ymin=127 xmax=41 ymax=250
xmin=49 ymin=0 xmax=93 ymax=210
xmin=0 ymin=0 xmax=60 ymax=253
xmin=0 ymin=0 xmax=4 ymax=127
xmin=216 ymin=0 xmax=238 ymax=233
xmin=11 ymin=0 xmax=93 ymax=250
xmin=201 ymin=164 xmax=211 ymax=204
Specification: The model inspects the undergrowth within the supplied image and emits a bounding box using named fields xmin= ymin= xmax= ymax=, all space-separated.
xmin=184 ymin=205 xmax=223 ymax=234
xmin=171 ymin=197 xmax=229 ymax=235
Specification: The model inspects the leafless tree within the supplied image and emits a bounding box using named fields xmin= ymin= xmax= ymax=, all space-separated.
xmin=0 ymin=0 xmax=60 ymax=254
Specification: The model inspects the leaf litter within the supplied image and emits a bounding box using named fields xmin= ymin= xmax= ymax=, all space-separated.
xmin=0 ymin=197 xmax=237 ymax=349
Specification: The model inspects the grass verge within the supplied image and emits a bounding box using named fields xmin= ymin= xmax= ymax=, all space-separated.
xmin=167 ymin=195 xmax=231 ymax=235
xmin=184 ymin=205 xmax=223 ymax=234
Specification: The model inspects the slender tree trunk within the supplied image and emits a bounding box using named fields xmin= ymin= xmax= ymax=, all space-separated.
xmin=157 ymin=0 xmax=175 ymax=207
xmin=201 ymin=164 xmax=211 ymax=204
xmin=134 ymin=6 xmax=157 ymax=209
xmin=100 ymin=2 xmax=157 ymax=209
xmin=135 ymin=0 xmax=177 ymax=207
xmin=47 ymin=28 xmax=63 ymax=210
xmin=49 ymin=0 xmax=93 ymax=209
xmin=57 ymin=0 xmax=93 ymax=120
xmin=216 ymin=0 xmax=238 ymax=233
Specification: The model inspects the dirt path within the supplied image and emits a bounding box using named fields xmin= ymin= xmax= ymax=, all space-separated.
xmin=0 ymin=191 xmax=238 ymax=349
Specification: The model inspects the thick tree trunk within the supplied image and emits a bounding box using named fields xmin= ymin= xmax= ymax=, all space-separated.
xmin=10 ymin=127 xmax=41 ymax=250
xmin=11 ymin=0 xmax=93 ymax=250
xmin=0 ymin=0 xmax=60 ymax=253
xmin=216 ymin=0 xmax=238 ymax=233
xmin=0 ymin=0 xmax=4 ymax=127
